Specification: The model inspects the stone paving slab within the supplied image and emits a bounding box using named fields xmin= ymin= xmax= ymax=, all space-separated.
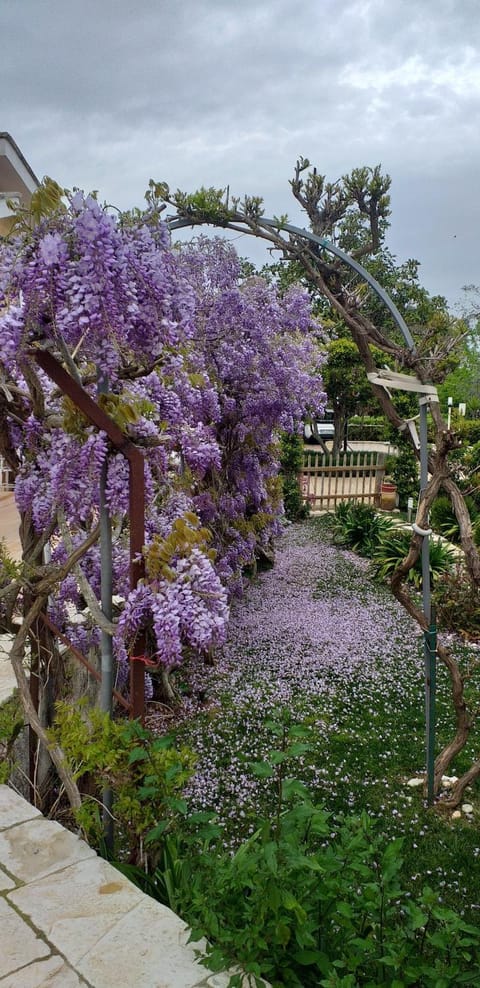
xmin=0 ymin=895 xmax=50 ymax=979
xmin=0 ymin=815 xmax=96 ymax=884
xmin=0 ymin=784 xmax=41 ymax=829
xmin=0 ymin=956 xmax=88 ymax=987
xmin=0 ymin=786 xmax=263 ymax=987
xmin=10 ymin=856 xmax=148 ymax=964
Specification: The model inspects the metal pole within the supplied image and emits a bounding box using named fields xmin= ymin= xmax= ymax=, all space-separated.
xmin=419 ymin=397 xmax=435 ymax=804
xmin=97 ymin=375 xmax=114 ymax=717
xmin=426 ymin=608 xmax=437 ymax=806
xmin=97 ymin=374 xmax=114 ymax=850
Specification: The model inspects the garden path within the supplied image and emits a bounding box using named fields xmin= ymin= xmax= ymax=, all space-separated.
xmin=165 ymin=520 xmax=428 ymax=840
xmin=0 ymin=785 xmax=257 ymax=987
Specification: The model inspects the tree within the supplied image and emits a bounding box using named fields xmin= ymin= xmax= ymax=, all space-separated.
xmin=156 ymin=163 xmax=479 ymax=809
xmin=0 ymin=189 xmax=325 ymax=808
xmin=322 ymin=338 xmax=373 ymax=453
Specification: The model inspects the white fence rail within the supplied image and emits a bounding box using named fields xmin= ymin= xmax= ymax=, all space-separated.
xmin=300 ymin=450 xmax=386 ymax=511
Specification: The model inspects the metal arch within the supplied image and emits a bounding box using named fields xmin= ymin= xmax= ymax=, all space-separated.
xmin=167 ymin=214 xmax=416 ymax=351
xmin=168 ymin=209 xmax=437 ymax=804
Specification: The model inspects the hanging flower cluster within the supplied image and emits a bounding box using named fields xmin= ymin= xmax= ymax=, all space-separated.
xmin=0 ymin=196 xmax=326 ymax=680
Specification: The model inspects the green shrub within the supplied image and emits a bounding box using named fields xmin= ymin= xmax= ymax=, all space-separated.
xmin=49 ymin=702 xmax=195 ymax=864
xmin=430 ymin=494 xmax=478 ymax=544
xmin=434 ymin=566 xmax=480 ymax=637
xmin=331 ymin=501 xmax=394 ymax=557
xmin=280 ymin=433 xmax=309 ymax=521
xmin=390 ymin=443 xmax=419 ymax=510
xmin=142 ymin=713 xmax=480 ymax=987
xmin=347 ymin=415 xmax=389 ymax=442
xmin=0 ymin=692 xmax=24 ymax=784
xmin=454 ymin=418 xmax=480 ymax=445
xmin=371 ymin=531 xmax=455 ymax=588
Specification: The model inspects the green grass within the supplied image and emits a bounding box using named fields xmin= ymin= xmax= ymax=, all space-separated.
xmin=170 ymin=516 xmax=480 ymax=928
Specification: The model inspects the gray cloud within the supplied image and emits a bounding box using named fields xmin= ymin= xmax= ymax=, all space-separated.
xmin=2 ymin=0 xmax=480 ymax=305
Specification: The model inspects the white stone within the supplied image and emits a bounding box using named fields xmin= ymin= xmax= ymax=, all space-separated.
xmin=77 ymin=897 xmax=212 ymax=988
xmin=9 ymin=856 xmax=145 ymax=964
xmin=0 ymin=816 xmax=95 ymax=883
xmin=452 ymin=810 xmax=462 ymax=820
xmin=0 ymin=784 xmax=42 ymax=830
xmin=0 ymin=896 xmax=50 ymax=979
xmin=406 ymin=778 xmax=424 ymax=788
xmin=0 ymin=956 xmax=84 ymax=987
xmin=462 ymin=803 xmax=474 ymax=814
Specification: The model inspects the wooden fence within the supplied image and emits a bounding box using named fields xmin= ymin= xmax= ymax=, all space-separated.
xmin=300 ymin=450 xmax=386 ymax=511
xmin=0 ymin=457 xmax=14 ymax=492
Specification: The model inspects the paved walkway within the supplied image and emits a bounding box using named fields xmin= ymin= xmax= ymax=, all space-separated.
xmin=0 ymin=785 xmax=245 ymax=988
xmin=0 ymin=636 xmax=17 ymax=704
xmin=0 ymin=493 xmax=21 ymax=562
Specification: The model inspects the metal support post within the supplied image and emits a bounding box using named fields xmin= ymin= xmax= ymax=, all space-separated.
xmin=97 ymin=373 xmax=114 ymax=850
xmin=419 ymin=397 xmax=435 ymax=804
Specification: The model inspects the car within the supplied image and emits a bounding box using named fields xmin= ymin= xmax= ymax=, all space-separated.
xmin=303 ymin=410 xmax=335 ymax=443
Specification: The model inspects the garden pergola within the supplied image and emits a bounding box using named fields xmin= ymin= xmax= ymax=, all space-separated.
xmin=169 ymin=213 xmax=439 ymax=803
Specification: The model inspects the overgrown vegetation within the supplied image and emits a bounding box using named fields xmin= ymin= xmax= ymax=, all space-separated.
xmin=174 ymin=724 xmax=480 ymax=987
xmin=48 ymin=703 xmax=195 ymax=865
xmin=329 ymin=501 xmax=455 ymax=589
xmin=330 ymin=501 xmax=394 ymax=557
xmin=0 ymin=692 xmax=24 ymax=784
xmin=279 ymin=433 xmax=310 ymax=521
xmin=52 ymin=696 xmax=480 ymax=986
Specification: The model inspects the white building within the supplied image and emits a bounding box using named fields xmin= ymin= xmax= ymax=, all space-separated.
xmin=0 ymin=132 xmax=39 ymax=235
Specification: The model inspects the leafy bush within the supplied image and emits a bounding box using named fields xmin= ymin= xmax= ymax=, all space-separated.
xmin=434 ymin=566 xmax=480 ymax=638
xmin=0 ymin=538 xmax=20 ymax=634
xmin=331 ymin=501 xmax=394 ymax=557
xmin=390 ymin=442 xmax=419 ymax=510
xmin=136 ymin=714 xmax=480 ymax=987
xmin=49 ymin=702 xmax=195 ymax=864
xmin=371 ymin=531 xmax=455 ymax=588
xmin=454 ymin=418 xmax=480 ymax=445
xmin=430 ymin=494 xmax=478 ymax=544
xmin=279 ymin=433 xmax=309 ymax=521
xmin=0 ymin=692 xmax=24 ymax=784
xmin=347 ymin=415 xmax=389 ymax=442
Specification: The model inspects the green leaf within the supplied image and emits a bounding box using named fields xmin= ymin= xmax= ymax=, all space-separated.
xmin=127 ymin=746 xmax=147 ymax=764
xmin=144 ymin=820 xmax=169 ymax=843
xmin=166 ymin=797 xmax=188 ymax=815
xmin=250 ymin=761 xmax=275 ymax=778
xmin=281 ymin=778 xmax=310 ymax=799
xmin=269 ymin=749 xmax=289 ymax=765
xmin=294 ymin=948 xmax=330 ymax=972
xmin=336 ymin=901 xmax=354 ymax=919
xmin=285 ymin=742 xmax=311 ymax=757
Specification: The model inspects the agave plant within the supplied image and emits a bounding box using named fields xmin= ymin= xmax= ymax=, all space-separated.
xmin=331 ymin=501 xmax=395 ymax=558
xmin=371 ymin=530 xmax=455 ymax=588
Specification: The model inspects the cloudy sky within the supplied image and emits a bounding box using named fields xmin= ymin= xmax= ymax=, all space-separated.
xmin=2 ymin=0 xmax=479 ymax=309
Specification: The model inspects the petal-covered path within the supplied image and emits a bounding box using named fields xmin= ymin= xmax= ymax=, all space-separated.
xmin=171 ymin=520 xmax=428 ymax=842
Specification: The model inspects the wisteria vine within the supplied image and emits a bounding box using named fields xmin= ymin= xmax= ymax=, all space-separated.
xmin=0 ymin=194 xmax=326 ymax=696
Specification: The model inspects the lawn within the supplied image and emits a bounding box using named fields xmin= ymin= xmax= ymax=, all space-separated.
xmin=161 ymin=516 xmax=480 ymax=924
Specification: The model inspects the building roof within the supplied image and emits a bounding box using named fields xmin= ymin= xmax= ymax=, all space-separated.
xmin=0 ymin=132 xmax=39 ymax=202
